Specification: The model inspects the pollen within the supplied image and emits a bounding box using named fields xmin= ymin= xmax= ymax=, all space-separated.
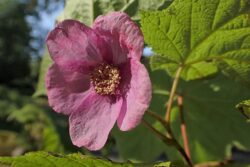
xmin=90 ymin=63 xmax=121 ymax=95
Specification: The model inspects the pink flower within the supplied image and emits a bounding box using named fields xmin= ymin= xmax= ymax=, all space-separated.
xmin=46 ymin=12 xmax=152 ymax=150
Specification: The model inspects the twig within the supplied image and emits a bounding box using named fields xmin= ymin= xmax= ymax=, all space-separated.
xmin=178 ymin=95 xmax=192 ymax=160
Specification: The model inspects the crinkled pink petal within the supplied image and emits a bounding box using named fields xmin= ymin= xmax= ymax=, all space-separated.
xmin=93 ymin=12 xmax=144 ymax=65
xmin=46 ymin=20 xmax=108 ymax=70
xmin=69 ymin=92 xmax=123 ymax=150
xmin=117 ymin=59 xmax=152 ymax=131
xmin=46 ymin=63 xmax=91 ymax=115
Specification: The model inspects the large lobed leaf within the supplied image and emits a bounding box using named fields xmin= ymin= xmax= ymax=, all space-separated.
xmin=141 ymin=0 xmax=250 ymax=82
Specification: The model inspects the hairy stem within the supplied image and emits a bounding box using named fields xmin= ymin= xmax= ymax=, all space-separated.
xmin=178 ymin=95 xmax=192 ymax=160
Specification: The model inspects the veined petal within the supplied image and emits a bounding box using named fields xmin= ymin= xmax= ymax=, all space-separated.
xmin=117 ymin=59 xmax=152 ymax=131
xmin=46 ymin=63 xmax=91 ymax=115
xmin=93 ymin=12 xmax=144 ymax=65
xmin=69 ymin=93 xmax=123 ymax=150
xmin=46 ymin=20 xmax=107 ymax=70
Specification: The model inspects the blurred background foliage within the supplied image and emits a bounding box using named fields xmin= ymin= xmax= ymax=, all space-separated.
xmin=0 ymin=0 xmax=67 ymax=156
xmin=0 ymin=0 xmax=250 ymax=166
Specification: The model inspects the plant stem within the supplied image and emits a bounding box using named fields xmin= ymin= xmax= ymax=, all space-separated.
xmin=145 ymin=111 xmax=193 ymax=166
xmin=165 ymin=66 xmax=183 ymax=134
xmin=178 ymin=95 xmax=191 ymax=160
xmin=145 ymin=66 xmax=193 ymax=166
xmin=142 ymin=118 xmax=193 ymax=166
xmin=172 ymin=139 xmax=193 ymax=167
xmin=164 ymin=66 xmax=193 ymax=166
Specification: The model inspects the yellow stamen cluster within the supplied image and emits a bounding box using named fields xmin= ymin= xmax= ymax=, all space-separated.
xmin=90 ymin=64 xmax=121 ymax=95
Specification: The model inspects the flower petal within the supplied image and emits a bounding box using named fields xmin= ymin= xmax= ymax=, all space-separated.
xmin=46 ymin=63 xmax=91 ymax=115
xmin=117 ymin=59 xmax=152 ymax=131
xmin=69 ymin=93 xmax=122 ymax=150
xmin=93 ymin=12 xmax=144 ymax=65
xmin=46 ymin=20 xmax=107 ymax=70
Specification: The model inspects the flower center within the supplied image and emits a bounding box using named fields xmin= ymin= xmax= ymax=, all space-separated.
xmin=90 ymin=63 xmax=121 ymax=95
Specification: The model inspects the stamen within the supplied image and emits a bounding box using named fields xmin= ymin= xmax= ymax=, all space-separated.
xmin=90 ymin=64 xmax=121 ymax=95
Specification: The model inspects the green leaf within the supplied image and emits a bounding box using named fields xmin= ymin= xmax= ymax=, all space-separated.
xmin=0 ymin=152 xmax=133 ymax=167
xmin=236 ymin=100 xmax=250 ymax=120
xmin=167 ymin=74 xmax=250 ymax=163
xmin=141 ymin=0 xmax=250 ymax=81
xmin=0 ymin=151 xmax=180 ymax=167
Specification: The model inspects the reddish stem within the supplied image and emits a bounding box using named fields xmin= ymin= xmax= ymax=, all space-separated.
xmin=178 ymin=95 xmax=192 ymax=161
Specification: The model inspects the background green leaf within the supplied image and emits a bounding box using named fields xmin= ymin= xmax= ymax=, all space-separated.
xmin=167 ymin=74 xmax=250 ymax=163
xmin=57 ymin=0 xmax=95 ymax=25
xmin=33 ymin=49 xmax=52 ymax=98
